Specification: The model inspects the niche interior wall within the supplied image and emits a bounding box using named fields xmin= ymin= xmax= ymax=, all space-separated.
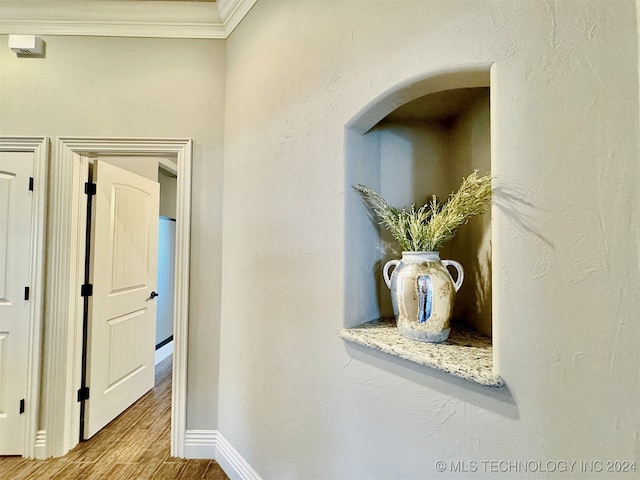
xmin=344 ymin=67 xmax=492 ymax=339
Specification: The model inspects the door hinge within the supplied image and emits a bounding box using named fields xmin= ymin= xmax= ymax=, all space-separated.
xmin=85 ymin=182 xmax=97 ymax=196
xmin=77 ymin=387 xmax=90 ymax=402
xmin=28 ymin=177 xmax=34 ymax=191
xmin=24 ymin=286 xmax=30 ymax=301
xmin=19 ymin=399 xmax=25 ymax=414
xmin=80 ymin=284 xmax=93 ymax=297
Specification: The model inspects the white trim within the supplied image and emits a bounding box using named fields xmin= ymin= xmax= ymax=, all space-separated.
xmin=0 ymin=136 xmax=48 ymax=459
xmin=46 ymin=137 xmax=191 ymax=458
xmin=158 ymin=158 xmax=178 ymax=176
xmin=155 ymin=340 xmax=174 ymax=366
xmin=216 ymin=431 xmax=263 ymax=480
xmin=34 ymin=430 xmax=46 ymax=460
xmin=171 ymin=138 xmax=192 ymax=458
xmin=0 ymin=0 xmax=257 ymax=39
xmin=68 ymin=158 xmax=89 ymax=450
xmin=184 ymin=429 xmax=217 ymax=459
xmin=183 ymin=429 xmax=263 ymax=480
xmin=217 ymin=0 xmax=259 ymax=36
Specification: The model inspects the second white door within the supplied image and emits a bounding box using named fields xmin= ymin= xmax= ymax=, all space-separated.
xmin=83 ymin=160 xmax=160 ymax=439
xmin=0 ymin=152 xmax=33 ymax=454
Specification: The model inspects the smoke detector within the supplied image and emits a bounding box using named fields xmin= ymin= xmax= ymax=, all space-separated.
xmin=8 ymin=35 xmax=44 ymax=56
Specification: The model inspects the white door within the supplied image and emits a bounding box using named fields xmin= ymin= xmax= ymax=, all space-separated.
xmin=0 ymin=152 xmax=33 ymax=455
xmin=83 ymin=160 xmax=159 ymax=439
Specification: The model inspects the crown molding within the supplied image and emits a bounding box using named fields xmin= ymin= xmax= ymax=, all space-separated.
xmin=0 ymin=0 xmax=257 ymax=39
xmin=217 ymin=0 xmax=256 ymax=35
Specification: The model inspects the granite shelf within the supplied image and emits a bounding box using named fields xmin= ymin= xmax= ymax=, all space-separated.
xmin=339 ymin=318 xmax=504 ymax=387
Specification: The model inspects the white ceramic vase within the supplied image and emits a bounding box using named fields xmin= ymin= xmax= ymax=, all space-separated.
xmin=383 ymin=251 xmax=464 ymax=343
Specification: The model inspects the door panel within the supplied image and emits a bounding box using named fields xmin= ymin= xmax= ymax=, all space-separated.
xmin=0 ymin=172 xmax=13 ymax=301
xmin=0 ymin=152 xmax=33 ymax=455
xmin=83 ymin=160 xmax=159 ymax=439
xmin=111 ymin=186 xmax=152 ymax=293
xmin=105 ymin=309 xmax=147 ymax=391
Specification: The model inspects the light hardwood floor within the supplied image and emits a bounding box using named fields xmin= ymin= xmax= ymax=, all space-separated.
xmin=0 ymin=356 xmax=228 ymax=480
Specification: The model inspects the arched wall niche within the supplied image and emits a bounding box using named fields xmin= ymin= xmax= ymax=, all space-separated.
xmin=346 ymin=65 xmax=491 ymax=134
xmin=344 ymin=64 xmax=493 ymax=341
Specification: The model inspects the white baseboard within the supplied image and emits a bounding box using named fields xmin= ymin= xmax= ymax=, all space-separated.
xmin=34 ymin=430 xmax=47 ymax=459
xmin=155 ymin=340 xmax=174 ymax=365
xmin=183 ymin=429 xmax=262 ymax=480
xmin=184 ymin=429 xmax=217 ymax=459
xmin=215 ymin=431 xmax=262 ymax=480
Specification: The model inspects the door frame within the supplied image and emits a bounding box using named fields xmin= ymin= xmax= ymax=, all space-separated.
xmin=0 ymin=137 xmax=48 ymax=458
xmin=44 ymin=137 xmax=191 ymax=458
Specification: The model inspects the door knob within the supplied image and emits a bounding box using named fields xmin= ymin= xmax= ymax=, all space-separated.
xmin=149 ymin=291 xmax=159 ymax=299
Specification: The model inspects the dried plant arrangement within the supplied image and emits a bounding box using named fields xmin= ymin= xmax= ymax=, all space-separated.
xmin=354 ymin=170 xmax=492 ymax=252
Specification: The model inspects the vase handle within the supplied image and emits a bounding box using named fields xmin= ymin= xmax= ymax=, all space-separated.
xmin=442 ymin=259 xmax=464 ymax=292
xmin=382 ymin=259 xmax=400 ymax=289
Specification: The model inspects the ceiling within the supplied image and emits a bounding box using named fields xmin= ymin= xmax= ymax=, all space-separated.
xmin=385 ymin=88 xmax=489 ymax=124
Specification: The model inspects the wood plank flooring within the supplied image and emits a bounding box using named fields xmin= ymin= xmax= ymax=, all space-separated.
xmin=0 ymin=356 xmax=228 ymax=480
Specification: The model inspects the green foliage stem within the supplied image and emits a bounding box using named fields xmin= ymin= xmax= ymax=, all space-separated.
xmin=354 ymin=171 xmax=492 ymax=252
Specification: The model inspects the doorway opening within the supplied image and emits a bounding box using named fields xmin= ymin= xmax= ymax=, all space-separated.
xmin=78 ymin=158 xmax=167 ymax=442
xmin=42 ymin=138 xmax=192 ymax=459
xmin=155 ymin=167 xmax=178 ymax=367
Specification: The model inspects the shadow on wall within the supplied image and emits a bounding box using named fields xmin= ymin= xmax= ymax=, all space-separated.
xmin=493 ymin=186 xmax=554 ymax=248
xmin=344 ymin=341 xmax=519 ymax=420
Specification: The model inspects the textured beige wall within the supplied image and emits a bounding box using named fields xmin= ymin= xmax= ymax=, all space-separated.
xmin=99 ymin=155 xmax=159 ymax=181
xmin=221 ymin=0 xmax=640 ymax=477
xmin=0 ymin=35 xmax=225 ymax=430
